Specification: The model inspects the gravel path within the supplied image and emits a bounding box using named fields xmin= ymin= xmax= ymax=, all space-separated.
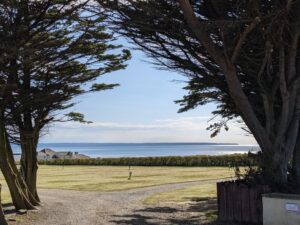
xmin=10 ymin=179 xmax=227 ymax=225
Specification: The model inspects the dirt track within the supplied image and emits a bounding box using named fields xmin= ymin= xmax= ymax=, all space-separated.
xmin=9 ymin=180 xmax=224 ymax=225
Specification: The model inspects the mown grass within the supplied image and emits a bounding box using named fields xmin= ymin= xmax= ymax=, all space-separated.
xmin=35 ymin=166 xmax=235 ymax=191
xmin=144 ymin=183 xmax=217 ymax=204
xmin=1 ymin=186 xmax=12 ymax=204
xmin=0 ymin=165 xmax=236 ymax=203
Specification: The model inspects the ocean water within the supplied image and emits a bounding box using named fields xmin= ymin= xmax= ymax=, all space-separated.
xmin=12 ymin=143 xmax=259 ymax=158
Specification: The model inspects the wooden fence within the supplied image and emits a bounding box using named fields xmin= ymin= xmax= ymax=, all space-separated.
xmin=217 ymin=181 xmax=270 ymax=224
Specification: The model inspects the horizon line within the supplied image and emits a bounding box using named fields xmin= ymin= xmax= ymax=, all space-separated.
xmin=36 ymin=142 xmax=258 ymax=146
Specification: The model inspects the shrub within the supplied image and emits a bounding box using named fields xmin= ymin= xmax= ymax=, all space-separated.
xmin=38 ymin=154 xmax=256 ymax=167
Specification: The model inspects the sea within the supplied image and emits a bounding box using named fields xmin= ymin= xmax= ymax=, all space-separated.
xmin=12 ymin=143 xmax=259 ymax=158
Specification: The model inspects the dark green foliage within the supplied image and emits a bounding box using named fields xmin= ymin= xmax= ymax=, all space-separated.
xmin=0 ymin=0 xmax=131 ymax=141
xmin=39 ymin=154 xmax=256 ymax=167
xmin=101 ymin=0 xmax=264 ymax=133
xmin=65 ymin=112 xmax=92 ymax=124
xmin=0 ymin=0 xmax=130 ymax=200
xmin=101 ymin=0 xmax=300 ymax=187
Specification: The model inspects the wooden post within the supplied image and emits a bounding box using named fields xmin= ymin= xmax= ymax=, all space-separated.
xmin=0 ymin=184 xmax=8 ymax=225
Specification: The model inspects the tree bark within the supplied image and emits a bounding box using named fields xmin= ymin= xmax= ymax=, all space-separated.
xmin=6 ymin=137 xmax=39 ymax=207
xmin=0 ymin=185 xmax=8 ymax=225
xmin=0 ymin=138 xmax=35 ymax=210
xmin=260 ymin=149 xmax=288 ymax=189
xmin=292 ymin=138 xmax=300 ymax=192
xmin=20 ymin=132 xmax=40 ymax=202
xmin=0 ymin=112 xmax=38 ymax=210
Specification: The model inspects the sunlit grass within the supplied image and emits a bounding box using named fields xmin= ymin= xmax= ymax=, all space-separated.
xmin=144 ymin=183 xmax=217 ymax=204
xmin=36 ymin=166 xmax=235 ymax=191
xmin=0 ymin=165 xmax=236 ymax=203
xmin=1 ymin=186 xmax=12 ymax=204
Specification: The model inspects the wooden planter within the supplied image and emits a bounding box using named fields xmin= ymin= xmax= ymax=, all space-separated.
xmin=217 ymin=181 xmax=270 ymax=224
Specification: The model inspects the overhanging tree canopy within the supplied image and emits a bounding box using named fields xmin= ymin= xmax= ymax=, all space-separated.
xmin=100 ymin=0 xmax=300 ymax=188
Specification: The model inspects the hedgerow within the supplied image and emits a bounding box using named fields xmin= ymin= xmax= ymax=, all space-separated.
xmin=38 ymin=154 xmax=256 ymax=167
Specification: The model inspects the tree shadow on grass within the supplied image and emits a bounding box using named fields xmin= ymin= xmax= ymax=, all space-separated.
xmin=110 ymin=214 xmax=157 ymax=225
xmin=110 ymin=198 xmax=245 ymax=225
xmin=2 ymin=203 xmax=28 ymax=223
xmin=3 ymin=203 xmax=20 ymax=215
xmin=186 ymin=198 xmax=217 ymax=213
xmin=137 ymin=206 xmax=180 ymax=213
xmin=110 ymin=200 xmax=220 ymax=225
xmin=110 ymin=214 xmax=204 ymax=225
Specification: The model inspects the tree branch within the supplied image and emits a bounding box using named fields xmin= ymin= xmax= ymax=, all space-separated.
xmin=231 ymin=17 xmax=261 ymax=63
xmin=178 ymin=0 xmax=227 ymax=69
xmin=178 ymin=0 xmax=270 ymax=151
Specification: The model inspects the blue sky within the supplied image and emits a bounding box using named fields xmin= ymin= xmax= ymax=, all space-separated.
xmin=41 ymin=44 xmax=256 ymax=145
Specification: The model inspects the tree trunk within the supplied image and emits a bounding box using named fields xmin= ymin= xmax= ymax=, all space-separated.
xmin=20 ymin=133 xmax=40 ymax=202
xmin=0 ymin=185 xmax=8 ymax=225
xmin=261 ymin=149 xmax=289 ymax=190
xmin=271 ymin=160 xmax=288 ymax=188
xmin=0 ymin=112 xmax=38 ymax=210
xmin=6 ymin=137 xmax=39 ymax=207
xmin=292 ymin=139 xmax=300 ymax=192
xmin=0 ymin=138 xmax=35 ymax=210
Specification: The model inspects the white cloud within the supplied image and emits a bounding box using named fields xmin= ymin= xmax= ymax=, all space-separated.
xmin=57 ymin=116 xmax=211 ymax=129
xmin=42 ymin=116 xmax=257 ymax=144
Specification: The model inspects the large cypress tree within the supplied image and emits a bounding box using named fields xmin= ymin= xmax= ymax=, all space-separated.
xmin=0 ymin=0 xmax=130 ymax=209
xmin=100 ymin=0 xmax=300 ymax=189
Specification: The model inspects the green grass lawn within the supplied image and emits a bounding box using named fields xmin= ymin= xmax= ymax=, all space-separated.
xmin=0 ymin=165 xmax=236 ymax=203
xmin=36 ymin=165 xmax=235 ymax=191
xmin=144 ymin=183 xmax=217 ymax=204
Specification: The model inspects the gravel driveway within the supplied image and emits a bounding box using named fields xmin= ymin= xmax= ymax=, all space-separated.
xmin=8 ymin=179 xmax=225 ymax=225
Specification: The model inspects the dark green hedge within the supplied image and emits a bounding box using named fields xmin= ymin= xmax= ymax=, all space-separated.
xmin=38 ymin=154 xmax=256 ymax=167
